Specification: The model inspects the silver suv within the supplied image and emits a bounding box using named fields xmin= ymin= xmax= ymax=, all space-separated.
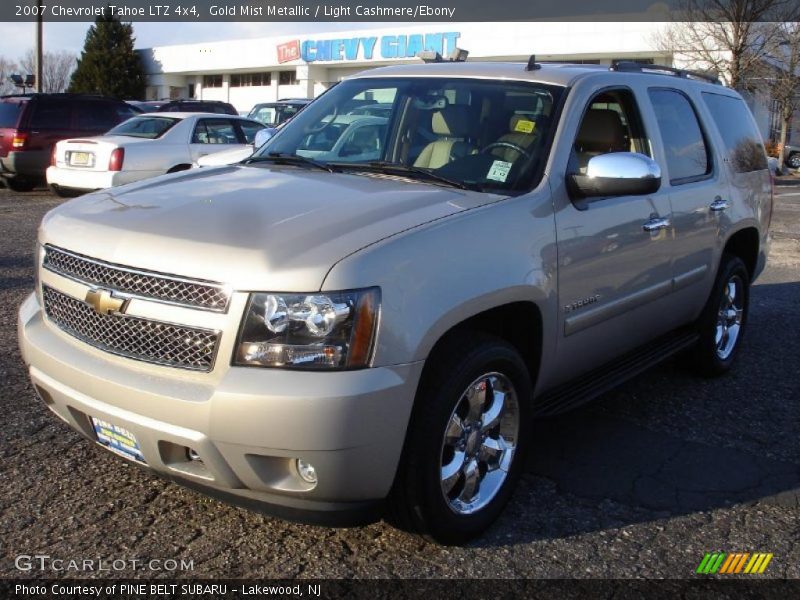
xmin=18 ymin=61 xmax=771 ymax=544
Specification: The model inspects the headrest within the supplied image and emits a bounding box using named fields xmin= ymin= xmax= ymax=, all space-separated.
xmin=431 ymin=105 xmax=471 ymax=137
xmin=576 ymin=109 xmax=627 ymax=153
xmin=508 ymin=114 xmax=537 ymax=135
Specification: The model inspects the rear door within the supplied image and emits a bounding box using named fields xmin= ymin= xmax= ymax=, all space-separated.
xmin=188 ymin=118 xmax=248 ymax=162
xmin=644 ymin=88 xmax=728 ymax=322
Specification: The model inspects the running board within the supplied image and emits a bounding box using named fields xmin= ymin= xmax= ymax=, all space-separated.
xmin=534 ymin=328 xmax=699 ymax=417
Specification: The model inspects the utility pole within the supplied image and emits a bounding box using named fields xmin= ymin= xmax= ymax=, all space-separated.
xmin=35 ymin=0 xmax=43 ymax=92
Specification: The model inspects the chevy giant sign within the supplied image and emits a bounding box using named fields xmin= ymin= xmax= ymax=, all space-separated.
xmin=299 ymin=32 xmax=461 ymax=63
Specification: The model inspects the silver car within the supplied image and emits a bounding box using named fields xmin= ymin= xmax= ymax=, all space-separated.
xmin=19 ymin=61 xmax=771 ymax=544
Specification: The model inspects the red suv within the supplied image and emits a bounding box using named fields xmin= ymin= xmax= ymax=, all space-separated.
xmin=0 ymin=94 xmax=139 ymax=192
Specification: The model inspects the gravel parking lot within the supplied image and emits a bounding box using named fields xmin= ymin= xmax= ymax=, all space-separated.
xmin=0 ymin=185 xmax=797 ymax=579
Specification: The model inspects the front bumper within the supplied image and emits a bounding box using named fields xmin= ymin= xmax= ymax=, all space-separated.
xmin=18 ymin=292 xmax=423 ymax=525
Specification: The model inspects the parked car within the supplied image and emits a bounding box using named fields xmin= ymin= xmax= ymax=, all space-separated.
xmin=20 ymin=61 xmax=771 ymax=544
xmin=248 ymin=99 xmax=311 ymax=126
xmin=782 ymin=144 xmax=800 ymax=169
xmin=0 ymin=93 xmax=140 ymax=191
xmin=295 ymin=114 xmax=388 ymax=162
xmin=125 ymin=100 xmax=165 ymax=113
xmin=157 ymin=99 xmax=239 ymax=115
xmin=47 ymin=112 xmax=264 ymax=195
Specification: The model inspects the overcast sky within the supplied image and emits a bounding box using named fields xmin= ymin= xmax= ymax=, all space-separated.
xmin=0 ymin=21 xmax=400 ymax=61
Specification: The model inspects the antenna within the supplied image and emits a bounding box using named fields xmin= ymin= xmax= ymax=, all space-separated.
xmin=525 ymin=55 xmax=541 ymax=71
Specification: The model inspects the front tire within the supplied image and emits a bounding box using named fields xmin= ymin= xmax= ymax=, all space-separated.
xmin=388 ymin=333 xmax=532 ymax=544
xmin=788 ymin=153 xmax=800 ymax=169
xmin=689 ymin=254 xmax=750 ymax=376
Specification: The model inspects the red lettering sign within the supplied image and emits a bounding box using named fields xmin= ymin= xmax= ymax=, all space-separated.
xmin=277 ymin=40 xmax=300 ymax=64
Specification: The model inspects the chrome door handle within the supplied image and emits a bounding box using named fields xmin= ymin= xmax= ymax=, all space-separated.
xmin=642 ymin=217 xmax=671 ymax=232
xmin=710 ymin=197 xmax=730 ymax=212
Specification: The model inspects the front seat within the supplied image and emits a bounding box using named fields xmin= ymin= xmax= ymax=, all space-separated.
xmin=490 ymin=114 xmax=542 ymax=163
xmin=573 ymin=109 xmax=628 ymax=173
xmin=414 ymin=106 xmax=475 ymax=169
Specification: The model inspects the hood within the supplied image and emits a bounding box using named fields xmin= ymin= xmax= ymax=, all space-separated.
xmin=197 ymin=146 xmax=254 ymax=167
xmin=40 ymin=164 xmax=503 ymax=291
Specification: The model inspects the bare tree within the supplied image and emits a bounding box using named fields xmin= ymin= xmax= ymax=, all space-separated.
xmin=20 ymin=49 xmax=76 ymax=93
xmin=766 ymin=23 xmax=800 ymax=169
xmin=0 ymin=56 xmax=19 ymax=95
xmin=654 ymin=0 xmax=799 ymax=90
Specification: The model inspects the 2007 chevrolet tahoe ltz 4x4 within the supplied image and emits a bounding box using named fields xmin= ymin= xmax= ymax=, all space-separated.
xmin=18 ymin=61 xmax=771 ymax=544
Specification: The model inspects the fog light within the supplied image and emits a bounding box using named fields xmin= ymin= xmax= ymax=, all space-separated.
xmin=187 ymin=448 xmax=202 ymax=462
xmin=296 ymin=459 xmax=317 ymax=484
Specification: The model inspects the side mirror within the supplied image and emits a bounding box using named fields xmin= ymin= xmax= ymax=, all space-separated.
xmin=254 ymin=127 xmax=277 ymax=148
xmin=567 ymin=152 xmax=661 ymax=199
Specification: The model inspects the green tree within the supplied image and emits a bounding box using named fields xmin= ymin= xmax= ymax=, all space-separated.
xmin=68 ymin=14 xmax=146 ymax=99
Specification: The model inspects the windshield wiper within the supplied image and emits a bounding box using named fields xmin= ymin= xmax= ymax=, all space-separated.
xmin=243 ymin=152 xmax=339 ymax=173
xmin=329 ymin=161 xmax=480 ymax=191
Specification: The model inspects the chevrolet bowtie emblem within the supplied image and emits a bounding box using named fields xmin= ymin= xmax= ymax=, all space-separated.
xmin=85 ymin=288 xmax=128 ymax=316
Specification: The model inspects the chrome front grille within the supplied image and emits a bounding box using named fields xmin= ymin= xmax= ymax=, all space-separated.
xmin=43 ymin=286 xmax=220 ymax=371
xmin=43 ymin=245 xmax=230 ymax=312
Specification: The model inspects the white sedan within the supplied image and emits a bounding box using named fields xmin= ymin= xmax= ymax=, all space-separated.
xmin=47 ymin=112 xmax=264 ymax=195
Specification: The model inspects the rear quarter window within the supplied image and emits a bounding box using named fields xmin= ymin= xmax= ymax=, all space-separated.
xmin=0 ymin=102 xmax=24 ymax=128
xmin=701 ymin=92 xmax=768 ymax=173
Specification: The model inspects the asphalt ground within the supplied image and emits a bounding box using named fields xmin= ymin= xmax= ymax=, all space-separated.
xmin=0 ymin=185 xmax=797 ymax=579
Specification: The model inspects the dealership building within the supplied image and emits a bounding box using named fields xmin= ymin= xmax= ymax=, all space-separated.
xmin=138 ymin=21 xmax=781 ymax=140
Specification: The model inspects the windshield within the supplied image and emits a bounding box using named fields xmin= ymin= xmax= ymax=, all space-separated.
xmin=107 ymin=116 xmax=179 ymax=138
xmin=250 ymin=104 xmax=303 ymax=126
xmin=253 ymin=77 xmax=562 ymax=192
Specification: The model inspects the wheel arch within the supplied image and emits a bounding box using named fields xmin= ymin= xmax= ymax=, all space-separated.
xmin=419 ymin=300 xmax=544 ymax=395
xmin=723 ymin=226 xmax=759 ymax=280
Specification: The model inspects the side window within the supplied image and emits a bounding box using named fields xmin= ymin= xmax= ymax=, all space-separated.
xmin=28 ymin=102 xmax=65 ymax=129
xmin=238 ymin=120 xmax=264 ymax=144
xmin=648 ymin=89 xmax=711 ymax=183
xmin=701 ymin=92 xmax=768 ymax=173
xmin=191 ymin=121 xmax=209 ymax=144
xmin=571 ymin=88 xmax=649 ymax=174
xmin=73 ymin=102 xmax=118 ymax=131
xmin=192 ymin=119 xmax=238 ymax=144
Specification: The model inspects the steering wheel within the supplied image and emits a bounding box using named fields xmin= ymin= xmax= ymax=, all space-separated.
xmin=481 ymin=141 xmax=531 ymax=160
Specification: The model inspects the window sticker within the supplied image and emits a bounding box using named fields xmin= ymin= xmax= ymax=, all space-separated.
xmin=487 ymin=160 xmax=512 ymax=182
xmin=514 ymin=119 xmax=536 ymax=134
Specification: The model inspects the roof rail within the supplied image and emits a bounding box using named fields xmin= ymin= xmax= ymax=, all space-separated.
xmin=609 ymin=61 xmax=721 ymax=85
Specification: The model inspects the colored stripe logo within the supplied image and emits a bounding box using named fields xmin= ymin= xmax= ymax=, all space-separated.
xmin=696 ymin=552 xmax=773 ymax=574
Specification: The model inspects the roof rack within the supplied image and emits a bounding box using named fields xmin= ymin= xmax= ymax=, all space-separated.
xmin=417 ymin=47 xmax=470 ymax=63
xmin=609 ymin=61 xmax=721 ymax=85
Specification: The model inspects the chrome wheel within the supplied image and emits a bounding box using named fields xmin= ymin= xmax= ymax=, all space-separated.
xmin=715 ymin=274 xmax=744 ymax=360
xmin=439 ymin=372 xmax=520 ymax=515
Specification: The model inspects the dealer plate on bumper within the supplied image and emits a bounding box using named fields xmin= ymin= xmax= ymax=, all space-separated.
xmin=90 ymin=417 xmax=146 ymax=463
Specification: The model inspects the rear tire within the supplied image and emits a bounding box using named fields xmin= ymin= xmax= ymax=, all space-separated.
xmin=788 ymin=153 xmax=800 ymax=169
xmin=387 ymin=332 xmax=532 ymax=545
xmin=688 ymin=254 xmax=750 ymax=377
xmin=49 ymin=184 xmax=80 ymax=198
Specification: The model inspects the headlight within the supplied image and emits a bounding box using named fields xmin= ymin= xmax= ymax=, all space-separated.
xmin=234 ymin=288 xmax=380 ymax=370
